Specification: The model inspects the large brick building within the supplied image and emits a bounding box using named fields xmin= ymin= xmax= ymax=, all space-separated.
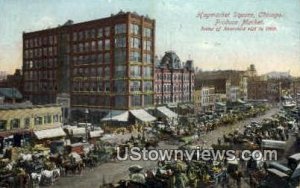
xmin=23 ymin=11 xmax=155 ymax=120
xmin=154 ymin=51 xmax=194 ymax=105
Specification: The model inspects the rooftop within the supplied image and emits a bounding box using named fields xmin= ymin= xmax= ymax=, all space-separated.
xmin=0 ymin=102 xmax=61 ymax=110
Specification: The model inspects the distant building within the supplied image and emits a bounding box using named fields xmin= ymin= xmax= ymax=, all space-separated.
xmin=0 ymin=71 xmax=7 ymax=81
xmin=0 ymin=69 xmax=23 ymax=93
xmin=22 ymin=11 xmax=156 ymax=122
xmin=247 ymin=78 xmax=282 ymax=102
xmin=154 ymin=51 xmax=194 ymax=106
xmin=199 ymin=86 xmax=215 ymax=112
xmin=195 ymin=70 xmax=247 ymax=101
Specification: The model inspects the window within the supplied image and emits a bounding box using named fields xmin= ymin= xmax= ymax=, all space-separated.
xmin=104 ymin=27 xmax=110 ymax=37
xmin=53 ymin=115 xmax=59 ymax=123
xmin=98 ymin=40 xmax=103 ymax=51
xmin=130 ymin=38 xmax=141 ymax=49
xmin=114 ymin=80 xmax=127 ymax=92
xmin=44 ymin=115 xmax=51 ymax=124
xmin=104 ymin=66 xmax=110 ymax=78
xmin=104 ymin=53 xmax=110 ymax=63
xmin=130 ymin=66 xmax=141 ymax=78
xmin=90 ymin=29 xmax=96 ymax=38
xmin=144 ymin=95 xmax=153 ymax=106
xmin=97 ymin=54 xmax=103 ymax=64
xmin=97 ymin=67 xmax=103 ymax=77
xmin=131 ymin=95 xmax=141 ymax=106
xmin=34 ymin=117 xmax=43 ymax=125
xmin=143 ymin=54 xmax=152 ymax=63
xmin=79 ymin=31 xmax=84 ymax=40
xmin=143 ymin=67 xmax=152 ymax=78
xmin=73 ymin=32 xmax=77 ymax=41
xmin=115 ymin=36 xmax=126 ymax=48
xmin=130 ymin=24 xmax=140 ymax=35
xmin=129 ymin=51 xmax=141 ymax=62
xmin=90 ymin=82 xmax=97 ymax=91
xmin=114 ymin=49 xmax=126 ymax=64
xmin=10 ymin=119 xmax=20 ymax=129
xmin=85 ymin=30 xmax=90 ymax=39
xmin=24 ymin=118 xmax=30 ymax=128
xmin=115 ymin=24 xmax=126 ymax=34
xmin=84 ymin=42 xmax=90 ymax=52
xmin=98 ymin=28 xmax=103 ymax=38
xmin=114 ymin=65 xmax=126 ymax=78
xmin=0 ymin=120 xmax=7 ymax=130
xmin=104 ymin=39 xmax=110 ymax=50
xmin=143 ymin=40 xmax=151 ymax=51
xmin=143 ymin=28 xmax=152 ymax=37
xmin=143 ymin=81 xmax=153 ymax=92
xmin=91 ymin=41 xmax=96 ymax=51
xmin=115 ymin=96 xmax=126 ymax=107
xmin=97 ymin=82 xmax=103 ymax=92
xmin=130 ymin=81 xmax=141 ymax=92
xmin=104 ymin=81 xmax=110 ymax=92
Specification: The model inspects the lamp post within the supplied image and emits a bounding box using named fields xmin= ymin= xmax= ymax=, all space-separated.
xmin=84 ymin=108 xmax=89 ymax=142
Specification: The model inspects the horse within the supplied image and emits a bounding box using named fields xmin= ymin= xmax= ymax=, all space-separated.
xmin=40 ymin=168 xmax=60 ymax=185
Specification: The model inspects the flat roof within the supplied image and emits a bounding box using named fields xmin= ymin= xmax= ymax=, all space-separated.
xmin=0 ymin=102 xmax=61 ymax=110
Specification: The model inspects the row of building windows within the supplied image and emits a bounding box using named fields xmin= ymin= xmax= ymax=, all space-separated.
xmin=24 ymin=46 xmax=58 ymax=59
xmin=24 ymin=58 xmax=58 ymax=70
xmin=0 ymin=114 xmax=61 ymax=130
xmin=72 ymin=81 xmax=153 ymax=93
xmin=71 ymin=24 xmax=152 ymax=42
xmin=155 ymin=95 xmax=190 ymax=104
xmin=24 ymin=70 xmax=57 ymax=80
xmin=24 ymin=81 xmax=57 ymax=92
xmin=24 ymin=24 xmax=152 ymax=49
xmin=72 ymin=39 xmax=110 ymax=53
xmin=71 ymin=52 xmax=151 ymax=65
xmin=156 ymin=73 xmax=193 ymax=81
xmin=72 ymin=66 xmax=152 ymax=78
xmin=71 ymin=94 xmax=153 ymax=107
xmin=24 ymin=35 xmax=57 ymax=49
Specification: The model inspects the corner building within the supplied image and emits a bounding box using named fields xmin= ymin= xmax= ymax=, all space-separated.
xmin=23 ymin=12 xmax=155 ymax=119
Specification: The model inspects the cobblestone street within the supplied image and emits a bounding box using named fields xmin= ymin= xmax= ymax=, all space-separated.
xmin=51 ymin=108 xmax=280 ymax=188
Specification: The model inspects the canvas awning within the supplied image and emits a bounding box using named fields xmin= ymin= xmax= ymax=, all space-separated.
xmin=216 ymin=102 xmax=226 ymax=107
xmin=130 ymin=109 xmax=156 ymax=122
xmin=89 ymin=130 xmax=104 ymax=138
xmin=157 ymin=106 xmax=178 ymax=119
xmin=237 ymin=99 xmax=246 ymax=104
xmin=72 ymin=128 xmax=86 ymax=136
xmin=34 ymin=127 xmax=66 ymax=140
xmin=101 ymin=110 xmax=129 ymax=122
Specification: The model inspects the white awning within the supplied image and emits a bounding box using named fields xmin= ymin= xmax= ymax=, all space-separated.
xmin=130 ymin=109 xmax=156 ymax=122
xmin=89 ymin=130 xmax=104 ymax=138
xmin=34 ymin=127 xmax=66 ymax=140
xmin=72 ymin=128 xmax=86 ymax=136
xmin=101 ymin=110 xmax=129 ymax=122
xmin=157 ymin=106 xmax=178 ymax=119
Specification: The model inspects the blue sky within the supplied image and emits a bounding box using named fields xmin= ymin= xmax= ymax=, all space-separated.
xmin=0 ymin=0 xmax=300 ymax=75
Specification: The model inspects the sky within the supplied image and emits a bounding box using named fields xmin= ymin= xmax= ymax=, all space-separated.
xmin=0 ymin=0 xmax=300 ymax=76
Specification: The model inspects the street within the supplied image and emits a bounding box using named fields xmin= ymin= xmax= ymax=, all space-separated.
xmin=51 ymin=107 xmax=280 ymax=188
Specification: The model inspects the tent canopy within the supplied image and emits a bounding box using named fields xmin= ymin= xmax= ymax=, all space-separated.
xmin=130 ymin=109 xmax=156 ymax=122
xmin=34 ymin=127 xmax=66 ymax=140
xmin=101 ymin=110 xmax=129 ymax=122
xmin=157 ymin=106 xmax=178 ymax=118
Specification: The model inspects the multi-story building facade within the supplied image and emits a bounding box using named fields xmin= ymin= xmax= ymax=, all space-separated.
xmin=247 ymin=78 xmax=282 ymax=102
xmin=195 ymin=70 xmax=247 ymax=101
xmin=0 ymin=103 xmax=63 ymax=149
xmin=199 ymin=86 xmax=215 ymax=112
xmin=23 ymin=11 xmax=155 ymax=120
xmin=154 ymin=51 xmax=194 ymax=105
